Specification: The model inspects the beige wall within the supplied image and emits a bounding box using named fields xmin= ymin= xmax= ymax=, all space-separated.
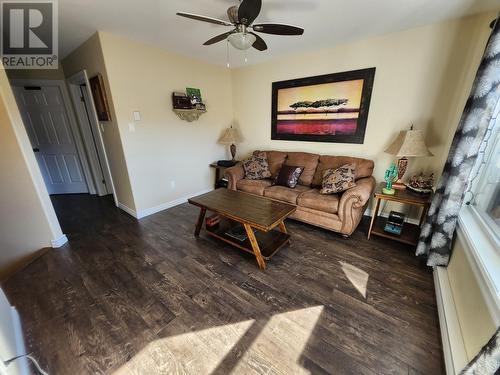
xmin=96 ymin=32 xmax=233 ymax=214
xmin=447 ymin=237 xmax=496 ymax=360
xmin=231 ymin=12 xmax=495 ymax=216
xmin=62 ymin=33 xmax=136 ymax=211
xmin=5 ymin=66 xmax=65 ymax=81
xmin=0 ymin=68 xmax=63 ymax=280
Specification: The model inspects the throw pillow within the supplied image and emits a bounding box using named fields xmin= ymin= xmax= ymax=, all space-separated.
xmin=320 ymin=164 xmax=357 ymax=194
xmin=243 ymin=152 xmax=272 ymax=180
xmin=274 ymin=165 xmax=304 ymax=188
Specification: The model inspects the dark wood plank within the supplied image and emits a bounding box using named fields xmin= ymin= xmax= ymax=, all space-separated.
xmin=1 ymin=193 xmax=444 ymax=375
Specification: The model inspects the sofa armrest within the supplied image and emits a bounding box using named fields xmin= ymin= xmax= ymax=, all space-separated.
xmin=338 ymin=176 xmax=376 ymax=235
xmin=225 ymin=164 xmax=245 ymax=190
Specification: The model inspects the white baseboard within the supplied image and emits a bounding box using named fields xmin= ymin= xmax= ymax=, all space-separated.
xmin=365 ymin=208 xmax=420 ymax=225
xmin=118 ymin=189 xmax=213 ymax=220
xmin=51 ymin=234 xmax=68 ymax=248
xmin=118 ymin=202 xmax=138 ymax=218
xmin=434 ymin=266 xmax=468 ymax=375
xmin=136 ymin=189 xmax=213 ymax=219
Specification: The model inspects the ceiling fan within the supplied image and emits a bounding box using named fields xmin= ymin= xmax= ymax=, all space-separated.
xmin=176 ymin=0 xmax=304 ymax=51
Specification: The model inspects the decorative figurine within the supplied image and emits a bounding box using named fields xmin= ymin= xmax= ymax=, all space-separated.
xmin=383 ymin=163 xmax=398 ymax=195
xmin=406 ymin=173 xmax=434 ymax=194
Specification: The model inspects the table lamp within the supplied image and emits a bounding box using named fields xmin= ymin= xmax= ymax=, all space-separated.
xmin=218 ymin=126 xmax=242 ymax=161
xmin=384 ymin=126 xmax=433 ymax=190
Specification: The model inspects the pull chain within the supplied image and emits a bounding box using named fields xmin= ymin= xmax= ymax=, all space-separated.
xmin=226 ymin=40 xmax=230 ymax=68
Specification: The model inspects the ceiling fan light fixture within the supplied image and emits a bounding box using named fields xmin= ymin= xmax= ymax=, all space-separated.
xmin=227 ymin=32 xmax=256 ymax=50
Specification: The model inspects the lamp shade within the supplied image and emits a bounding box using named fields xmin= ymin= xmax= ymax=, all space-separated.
xmin=218 ymin=127 xmax=242 ymax=145
xmin=385 ymin=130 xmax=433 ymax=157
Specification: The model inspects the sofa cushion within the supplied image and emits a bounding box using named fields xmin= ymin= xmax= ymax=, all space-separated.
xmin=312 ymin=155 xmax=375 ymax=186
xmin=237 ymin=179 xmax=273 ymax=196
xmin=255 ymin=150 xmax=288 ymax=178
xmin=297 ymin=189 xmax=340 ymax=214
xmin=274 ymin=165 xmax=303 ymax=188
xmin=264 ymin=185 xmax=311 ymax=204
xmin=242 ymin=153 xmax=272 ymax=180
xmin=285 ymin=152 xmax=320 ymax=186
xmin=320 ymin=164 xmax=357 ymax=194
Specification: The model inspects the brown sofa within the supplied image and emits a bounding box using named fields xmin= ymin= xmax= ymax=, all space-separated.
xmin=225 ymin=151 xmax=376 ymax=237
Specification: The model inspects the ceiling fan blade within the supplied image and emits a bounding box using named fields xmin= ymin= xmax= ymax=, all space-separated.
xmin=238 ymin=0 xmax=262 ymax=26
xmin=203 ymin=31 xmax=235 ymax=46
xmin=176 ymin=12 xmax=233 ymax=27
xmin=252 ymin=23 xmax=304 ymax=35
xmin=249 ymin=32 xmax=267 ymax=51
xmin=227 ymin=6 xmax=239 ymax=24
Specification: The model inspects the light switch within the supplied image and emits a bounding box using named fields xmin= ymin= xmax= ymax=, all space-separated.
xmin=128 ymin=122 xmax=135 ymax=132
xmin=133 ymin=111 xmax=141 ymax=121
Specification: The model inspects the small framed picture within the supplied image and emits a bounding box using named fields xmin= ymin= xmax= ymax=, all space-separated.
xmin=89 ymin=74 xmax=112 ymax=121
xmin=186 ymin=87 xmax=202 ymax=104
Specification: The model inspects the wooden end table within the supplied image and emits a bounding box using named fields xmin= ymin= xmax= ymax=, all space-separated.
xmin=210 ymin=162 xmax=239 ymax=189
xmin=188 ymin=189 xmax=296 ymax=269
xmin=367 ymin=183 xmax=433 ymax=246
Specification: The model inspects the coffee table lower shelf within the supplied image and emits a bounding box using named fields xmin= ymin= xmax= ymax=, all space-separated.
xmin=206 ymin=219 xmax=290 ymax=260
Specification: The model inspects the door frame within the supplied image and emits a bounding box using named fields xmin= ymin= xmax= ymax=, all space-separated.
xmin=10 ymin=78 xmax=95 ymax=194
xmin=66 ymin=70 xmax=117 ymax=204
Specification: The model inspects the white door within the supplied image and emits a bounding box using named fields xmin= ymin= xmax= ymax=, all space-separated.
xmin=13 ymin=85 xmax=89 ymax=194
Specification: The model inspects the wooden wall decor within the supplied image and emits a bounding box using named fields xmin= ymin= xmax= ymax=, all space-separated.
xmin=89 ymin=74 xmax=111 ymax=121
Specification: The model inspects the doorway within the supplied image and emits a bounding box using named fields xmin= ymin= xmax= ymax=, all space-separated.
xmin=11 ymin=81 xmax=91 ymax=194
xmin=67 ymin=70 xmax=116 ymax=202
xmin=10 ymin=76 xmax=117 ymax=205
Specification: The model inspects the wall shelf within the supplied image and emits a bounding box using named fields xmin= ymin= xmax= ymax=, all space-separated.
xmin=173 ymin=108 xmax=207 ymax=122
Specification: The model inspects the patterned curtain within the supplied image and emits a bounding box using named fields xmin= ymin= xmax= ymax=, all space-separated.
xmin=416 ymin=15 xmax=500 ymax=267
xmin=460 ymin=327 xmax=500 ymax=374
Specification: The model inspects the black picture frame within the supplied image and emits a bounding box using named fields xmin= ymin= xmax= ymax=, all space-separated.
xmin=89 ymin=74 xmax=111 ymax=121
xmin=271 ymin=67 xmax=376 ymax=144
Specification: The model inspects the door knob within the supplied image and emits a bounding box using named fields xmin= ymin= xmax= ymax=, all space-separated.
xmin=33 ymin=148 xmax=40 ymax=152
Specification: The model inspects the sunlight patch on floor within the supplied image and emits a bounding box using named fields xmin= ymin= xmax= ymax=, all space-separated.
xmin=231 ymin=305 xmax=324 ymax=374
xmin=340 ymin=261 xmax=369 ymax=298
xmin=113 ymin=320 xmax=254 ymax=375
xmin=112 ymin=306 xmax=324 ymax=375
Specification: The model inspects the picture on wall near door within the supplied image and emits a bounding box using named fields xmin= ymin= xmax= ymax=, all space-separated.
xmin=271 ymin=67 xmax=376 ymax=144
xmin=89 ymin=74 xmax=112 ymax=121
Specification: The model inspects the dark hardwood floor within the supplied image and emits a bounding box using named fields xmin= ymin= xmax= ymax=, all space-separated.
xmin=2 ymin=194 xmax=444 ymax=374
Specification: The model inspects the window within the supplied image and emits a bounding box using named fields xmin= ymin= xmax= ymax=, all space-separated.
xmin=471 ymin=119 xmax=500 ymax=242
xmin=467 ymin=99 xmax=500 ymax=246
xmin=458 ymin=99 xmax=500 ymax=324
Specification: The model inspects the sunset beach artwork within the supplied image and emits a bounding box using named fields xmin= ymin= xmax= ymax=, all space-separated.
xmin=271 ymin=68 xmax=375 ymax=144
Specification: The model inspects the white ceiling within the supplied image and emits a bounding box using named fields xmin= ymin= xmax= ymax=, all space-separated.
xmin=59 ymin=0 xmax=499 ymax=67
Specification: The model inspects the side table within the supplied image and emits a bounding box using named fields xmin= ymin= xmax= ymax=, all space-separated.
xmin=367 ymin=183 xmax=433 ymax=246
xmin=210 ymin=162 xmax=239 ymax=189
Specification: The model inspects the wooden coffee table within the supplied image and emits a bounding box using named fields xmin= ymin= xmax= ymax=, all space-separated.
xmin=188 ymin=189 xmax=296 ymax=269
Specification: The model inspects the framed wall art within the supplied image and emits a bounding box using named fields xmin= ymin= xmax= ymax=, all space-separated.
xmin=271 ymin=67 xmax=376 ymax=144
xmin=89 ymin=73 xmax=112 ymax=121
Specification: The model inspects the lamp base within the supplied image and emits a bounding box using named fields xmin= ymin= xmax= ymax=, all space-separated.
xmin=392 ymin=179 xmax=406 ymax=190
xmin=230 ymin=144 xmax=236 ymax=161
xmin=394 ymin=157 xmax=408 ymax=190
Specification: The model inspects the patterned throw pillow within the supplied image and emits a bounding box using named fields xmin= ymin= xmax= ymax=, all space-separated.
xmin=320 ymin=164 xmax=357 ymax=194
xmin=243 ymin=152 xmax=272 ymax=180
xmin=274 ymin=165 xmax=304 ymax=188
